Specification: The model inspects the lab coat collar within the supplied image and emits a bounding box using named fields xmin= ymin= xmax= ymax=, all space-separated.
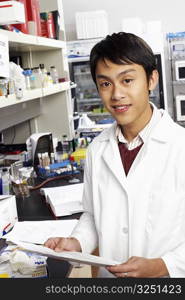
xmin=150 ymin=109 xmax=177 ymax=143
xmin=98 ymin=109 xmax=176 ymax=144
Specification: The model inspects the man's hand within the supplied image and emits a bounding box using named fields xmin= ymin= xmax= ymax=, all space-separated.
xmin=106 ymin=256 xmax=169 ymax=278
xmin=44 ymin=237 xmax=82 ymax=252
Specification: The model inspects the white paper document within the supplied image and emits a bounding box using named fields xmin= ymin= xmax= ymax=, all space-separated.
xmin=0 ymin=195 xmax=18 ymax=238
xmin=41 ymin=183 xmax=84 ymax=217
xmin=3 ymin=219 xmax=78 ymax=245
xmin=13 ymin=241 xmax=120 ymax=267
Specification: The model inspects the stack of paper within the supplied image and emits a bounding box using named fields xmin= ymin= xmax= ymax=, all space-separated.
xmin=3 ymin=219 xmax=79 ymax=245
xmin=12 ymin=241 xmax=120 ymax=267
xmin=41 ymin=183 xmax=84 ymax=217
xmin=0 ymin=195 xmax=18 ymax=238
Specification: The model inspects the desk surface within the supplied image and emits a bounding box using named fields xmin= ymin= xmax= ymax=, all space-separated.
xmin=2 ymin=172 xmax=83 ymax=278
xmin=17 ymin=173 xmax=83 ymax=221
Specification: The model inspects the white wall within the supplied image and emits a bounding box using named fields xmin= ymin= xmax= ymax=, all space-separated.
xmin=63 ymin=0 xmax=185 ymax=116
xmin=63 ymin=0 xmax=185 ymax=40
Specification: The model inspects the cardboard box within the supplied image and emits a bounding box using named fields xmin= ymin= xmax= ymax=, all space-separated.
xmin=0 ymin=1 xmax=25 ymax=25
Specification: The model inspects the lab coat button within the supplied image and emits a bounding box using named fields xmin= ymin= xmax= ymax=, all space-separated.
xmin=122 ymin=227 xmax=128 ymax=234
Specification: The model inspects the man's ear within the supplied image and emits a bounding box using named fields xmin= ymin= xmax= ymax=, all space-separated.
xmin=149 ymin=70 xmax=159 ymax=92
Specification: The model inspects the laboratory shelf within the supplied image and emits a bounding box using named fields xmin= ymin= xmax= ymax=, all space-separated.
xmin=43 ymin=81 xmax=71 ymax=96
xmin=0 ymin=82 xmax=71 ymax=109
xmin=0 ymin=29 xmax=66 ymax=52
xmin=0 ymin=88 xmax=41 ymax=108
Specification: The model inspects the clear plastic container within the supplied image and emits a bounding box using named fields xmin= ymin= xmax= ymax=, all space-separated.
xmin=50 ymin=66 xmax=59 ymax=84
xmin=39 ymin=64 xmax=48 ymax=88
xmin=0 ymin=78 xmax=8 ymax=96
xmin=30 ymin=69 xmax=37 ymax=89
xmin=0 ymin=169 xmax=2 ymax=195
xmin=46 ymin=72 xmax=53 ymax=86
xmin=62 ymin=135 xmax=70 ymax=154
xmin=2 ymin=168 xmax=10 ymax=195
xmin=23 ymin=69 xmax=32 ymax=90
xmin=32 ymin=67 xmax=42 ymax=88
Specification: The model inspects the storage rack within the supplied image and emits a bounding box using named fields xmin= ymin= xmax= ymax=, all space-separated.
xmin=167 ymin=33 xmax=185 ymax=126
xmin=0 ymin=0 xmax=74 ymax=143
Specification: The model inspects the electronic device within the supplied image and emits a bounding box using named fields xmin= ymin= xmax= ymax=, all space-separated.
xmin=175 ymin=60 xmax=185 ymax=81
xmin=175 ymin=95 xmax=185 ymax=121
xmin=28 ymin=132 xmax=54 ymax=171
xmin=171 ymin=40 xmax=185 ymax=57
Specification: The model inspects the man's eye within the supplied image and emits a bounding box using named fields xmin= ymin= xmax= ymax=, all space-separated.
xmin=100 ymin=82 xmax=111 ymax=87
xmin=123 ymin=79 xmax=133 ymax=84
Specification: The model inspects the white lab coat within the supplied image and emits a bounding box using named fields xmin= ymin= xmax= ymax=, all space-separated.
xmin=71 ymin=109 xmax=185 ymax=277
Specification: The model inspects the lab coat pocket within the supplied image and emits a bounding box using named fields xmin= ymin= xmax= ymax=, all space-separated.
xmin=145 ymin=188 xmax=185 ymax=256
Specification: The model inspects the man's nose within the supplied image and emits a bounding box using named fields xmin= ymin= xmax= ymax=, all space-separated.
xmin=111 ymin=84 xmax=126 ymax=100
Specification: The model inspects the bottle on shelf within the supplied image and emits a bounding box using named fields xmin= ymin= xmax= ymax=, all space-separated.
xmin=23 ymin=69 xmax=32 ymax=90
xmin=0 ymin=169 xmax=2 ymax=195
xmin=62 ymin=134 xmax=70 ymax=159
xmin=56 ymin=141 xmax=63 ymax=162
xmin=39 ymin=63 xmax=48 ymax=88
xmin=46 ymin=72 xmax=53 ymax=86
xmin=32 ymin=67 xmax=42 ymax=88
xmin=30 ymin=68 xmax=37 ymax=89
xmin=15 ymin=86 xmax=23 ymax=99
xmin=50 ymin=66 xmax=59 ymax=84
xmin=2 ymin=168 xmax=10 ymax=195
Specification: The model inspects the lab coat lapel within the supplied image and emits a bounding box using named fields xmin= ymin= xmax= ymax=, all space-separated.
xmin=102 ymin=137 xmax=128 ymax=191
xmin=126 ymin=112 xmax=175 ymax=256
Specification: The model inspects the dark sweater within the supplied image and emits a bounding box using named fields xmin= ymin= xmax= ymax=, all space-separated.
xmin=118 ymin=142 xmax=143 ymax=176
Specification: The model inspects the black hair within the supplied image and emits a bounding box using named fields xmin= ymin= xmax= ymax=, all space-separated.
xmin=90 ymin=32 xmax=157 ymax=84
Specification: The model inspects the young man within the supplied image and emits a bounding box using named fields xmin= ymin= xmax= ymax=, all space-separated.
xmin=45 ymin=32 xmax=185 ymax=278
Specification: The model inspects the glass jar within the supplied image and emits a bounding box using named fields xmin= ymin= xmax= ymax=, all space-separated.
xmin=0 ymin=78 xmax=8 ymax=97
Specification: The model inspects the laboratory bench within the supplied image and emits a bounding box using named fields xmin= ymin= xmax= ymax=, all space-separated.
xmin=0 ymin=172 xmax=83 ymax=278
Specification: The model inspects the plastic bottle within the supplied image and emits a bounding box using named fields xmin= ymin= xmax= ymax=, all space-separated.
xmin=30 ymin=69 xmax=37 ymax=89
xmin=32 ymin=67 xmax=42 ymax=88
xmin=2 ymin=168 xmax=10 ymax=195
xmin=0 ymin=170 xmax=2 ymax=195
xmin=39 ymin=64 xmax=48 ymax=88
xmin=50 ymin=66 xmax=59 ymax=84
xmin=56 ymin=141 xmax=63 ymax=162
xmin=62 ymin=135 xmax=70 ymax=156
xmin=15 ymin=86 xmax=23 ymax=99
xmin=46 ymin=72 xmax=53 ymax=86
xmin=23 ymin=69 xmax=31 ymax=90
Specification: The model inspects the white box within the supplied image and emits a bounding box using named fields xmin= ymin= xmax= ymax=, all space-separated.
xmin=75 ymin=10 xmax=109 ymax=39
xmin=0 ymin=195 xmax=18 ymax=238
xmin=0 ymin=1 xmax=25 ymax=25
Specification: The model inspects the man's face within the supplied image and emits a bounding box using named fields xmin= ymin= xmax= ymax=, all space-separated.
xmin=95 ymin=59 xmax=158 ymax=132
